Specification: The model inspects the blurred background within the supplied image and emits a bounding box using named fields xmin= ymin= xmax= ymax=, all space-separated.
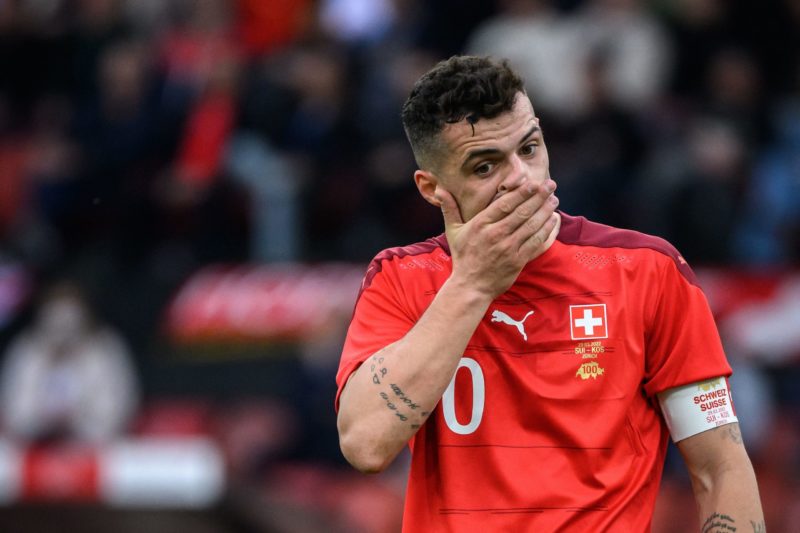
xmin=0 ymin=0 xmax=798 ymax=531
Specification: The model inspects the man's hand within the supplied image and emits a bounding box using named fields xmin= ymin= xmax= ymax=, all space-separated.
xmin=437 ymin=178 xmax=559 ymax=299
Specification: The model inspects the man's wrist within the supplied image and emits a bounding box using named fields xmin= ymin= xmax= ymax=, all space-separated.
xmin=441 ymin=274 xmax=496 ymax=308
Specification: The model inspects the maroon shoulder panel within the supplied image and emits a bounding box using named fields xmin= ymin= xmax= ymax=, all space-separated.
xmin=358 ymin=234 xmax=449 ymax=296
xmin=557 ymin=212 xmax=699 ymax=286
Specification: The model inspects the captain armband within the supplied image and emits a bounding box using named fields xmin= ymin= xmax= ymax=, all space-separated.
xmin=657 ymin=377 xmax=738 ymax=442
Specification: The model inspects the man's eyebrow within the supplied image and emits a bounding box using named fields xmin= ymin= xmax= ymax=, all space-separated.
xmin=519 ymin=124 xmax=541 ymax=144
xmin=461 ymin=147 xmax=502 ymax=169
xmin=460 ymin=124 xmax=541 ymax=170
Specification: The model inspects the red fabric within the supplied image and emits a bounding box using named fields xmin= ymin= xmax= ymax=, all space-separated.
xmin=335 ymin=212 xmax=732 ymax=532
xmin=158 ymin=29 xmax=240 ymax=84
xmin=235 ymin=0 xmax=312 ymax=56
xmin=22 ymin=446 xmax=99 ymax=501
xmin=0 ymin=140 xmax=29 ymax=235
xmin=175 ymin=92 xmax=235 ymax=187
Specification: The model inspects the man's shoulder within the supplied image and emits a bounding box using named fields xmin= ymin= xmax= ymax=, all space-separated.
xmin=360 ymin=235 xmax=450 ymax=293
xmin=557 ymin=212 xmax=697 ymax=284
xmin=371 ymin=234 xmax=450 ymax=265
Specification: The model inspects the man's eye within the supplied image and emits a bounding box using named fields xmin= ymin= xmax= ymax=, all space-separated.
xmin=520 ymin=143 xmax=537 ymax=156
xmin=475 ymin=162 xmax=494 ymax=175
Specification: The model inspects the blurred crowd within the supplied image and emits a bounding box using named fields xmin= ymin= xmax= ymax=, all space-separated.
xmin=0 ymin=0 xmax=799 ymax=531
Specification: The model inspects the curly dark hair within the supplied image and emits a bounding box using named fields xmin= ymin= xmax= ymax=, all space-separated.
xmin=401 ymin=55 xmax=525 ymax=170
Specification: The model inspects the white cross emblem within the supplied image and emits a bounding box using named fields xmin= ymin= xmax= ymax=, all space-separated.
xmin=569 ymin=304 xmax=608 ymax=340
xmin=575 ymin=309 xmax=603 ymax=335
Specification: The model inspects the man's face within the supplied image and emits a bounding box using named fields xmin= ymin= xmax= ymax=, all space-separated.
xmin=430 ymin=93 xmax=550 ymax=222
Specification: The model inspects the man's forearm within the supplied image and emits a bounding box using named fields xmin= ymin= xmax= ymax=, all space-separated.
xmin=337 ymin=275 xmax=493 ymax=473
xmin=683 ymin=425 xmax=765 ymax=532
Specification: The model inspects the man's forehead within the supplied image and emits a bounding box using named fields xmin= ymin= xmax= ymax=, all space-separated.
xmin=439 ymin=95 xmax=538 ymax=151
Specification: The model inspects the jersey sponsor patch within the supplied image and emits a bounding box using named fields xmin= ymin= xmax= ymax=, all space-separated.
xmin=569 ymin=304 xmax=608 ymax=340
xmin=658 ymin=377 xmax=738 ymax=442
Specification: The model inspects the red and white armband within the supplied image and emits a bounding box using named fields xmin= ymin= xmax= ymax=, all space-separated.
xmin=657 ymin=377 xmax=738 ymax=442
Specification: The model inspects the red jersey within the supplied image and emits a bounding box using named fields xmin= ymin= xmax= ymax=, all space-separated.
xmin=336 ymin=213 xmax=732 ymax=532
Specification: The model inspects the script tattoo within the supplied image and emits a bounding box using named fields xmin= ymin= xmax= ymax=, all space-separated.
xmin=390 ymin=383 xmax=420 ymax=410
xmin=379 ymin=391 xmax=408 ymax=422
xmin=750 ymin=520 xmax=766 ymax=533
xmin=702 ymin=512 xmax=737 ymax=533
xmin=368 ymin=356 xmax=430 ymax=428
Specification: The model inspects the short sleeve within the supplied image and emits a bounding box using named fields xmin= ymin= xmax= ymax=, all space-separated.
xmin=643 ymin=256 xmax=732 ymax=397
xmin=334 ymin=259 xmax=416 ymax=411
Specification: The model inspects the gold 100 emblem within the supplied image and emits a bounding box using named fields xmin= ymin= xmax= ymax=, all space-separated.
xmin=576 ymin=362 xmax=605 ymax=380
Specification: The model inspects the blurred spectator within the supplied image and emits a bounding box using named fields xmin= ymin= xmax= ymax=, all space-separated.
xmin=550 ymin=49 xmax=645 ymax=229
xmin=575 ymin=0 xmax=672 ymax=112
xmin=732 ymin=100 xmax=800 ymax=265
xmin=73 ymin=39 xmax=158 ymax=218
xmin=467 ymin=0 xmax=671 ymax=118
xmin=0 ymin=280 xmax=138 ymax=443
xmin=0 ymin=98 xmax=30 ymax=241
xmin=70 ymin=0 xmax=134 ymax=104
xmin=157 ymin=0 xmax=240 ymax=114
xmin=668 ymin=117 xmax=748 ymax=264
xmin=701 ymin=47 xmax=768 ymax=145
xmin=663 ymin=0 xmax=733 ymax=98
xmin=356 ymin=47 xmax=437 ymax=145
xmin=466 ymin=0 xmax=588 ymax=118
xmin=226 ymin=133 xmax=303 ymax=261
xmin=235 ymin=0 xmax=312 ymax=57
xmin=22 ymin=97 xmax=81 ymax=257
xmin=319 ymin=0 xmax=397 ymax=44
xmin=167 ymin=44 xmax=241 ymax=195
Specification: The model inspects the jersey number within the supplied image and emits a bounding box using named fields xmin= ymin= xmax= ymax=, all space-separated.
xmin=442 ymin=357 xmax=485 ymax=435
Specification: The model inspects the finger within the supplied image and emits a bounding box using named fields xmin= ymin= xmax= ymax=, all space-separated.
xmin=482 ymin=177 xmax=556 ymax=225
xmin=481 ymin=180 xmax=539 ymax=224
xmin=509 ymin=190 xmax=558 ymax=245
xmin=435 ymin=188 xmax=464 ymax=228
xmin=518 ymin=213 xmax=560 ymax=258
xmin=498 ymin=181 xmax=558 ymax=235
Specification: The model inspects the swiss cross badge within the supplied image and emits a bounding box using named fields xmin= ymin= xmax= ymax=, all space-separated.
xmin=569 ymin=304 xmax=608 ymax=340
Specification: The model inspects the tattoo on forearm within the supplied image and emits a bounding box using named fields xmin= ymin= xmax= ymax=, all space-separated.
xmin=702 ymin=512 xmax=737 ymax=532
xmin=369 ymin=355 xmax=388 ymax=384
xmin=369 ymin=356 xmax=432 ymax=428
xmin=380 ymin=391 xmax=408 ymax=421
xmin=750 ymin=520 xmax=766 ymax=533
xmin=390 ymin=383 xmax=420 ymax=409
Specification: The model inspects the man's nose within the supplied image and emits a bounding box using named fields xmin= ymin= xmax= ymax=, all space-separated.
xmin=497 ymin=155 xmax=529 ymax=195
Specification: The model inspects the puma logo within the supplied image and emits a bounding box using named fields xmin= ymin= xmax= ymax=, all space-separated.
xmin=491 ymin=310 xmax=535 ymax=341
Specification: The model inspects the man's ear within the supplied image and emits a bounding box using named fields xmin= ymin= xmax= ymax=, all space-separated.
xmin=414 ymin=169 xmax=442 ymax=207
